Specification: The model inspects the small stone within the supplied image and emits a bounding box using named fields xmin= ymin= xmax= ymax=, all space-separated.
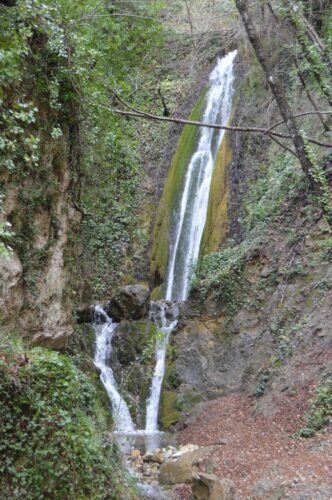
xmin=131 ymin=448 xmax=141 ymax=459
xmin=215 ymin=438 xmax=228 ymax=445
xmin=143 ymin=451 xmax=154 ymax=462
xmin=151 ymin=451 xmax=164 ymax=464
xmin=134 ymin=456 xmax=143 ymax=468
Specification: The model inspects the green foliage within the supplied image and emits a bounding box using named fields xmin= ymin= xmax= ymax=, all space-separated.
xmin=302 ymin=136 xmax=332 ymax=219
xmin=297 ymin=376 xmax=332 ymax=438
xmin=193 ymin=242 xmax=249 ymax=312
xmin=255 ymin=370 xmax=270 ymax=397
xmin=244 ymin=153 xmax=304 ymax=233
xmin=319 ymin=236 xmax=332 ymax=262
xmin=280 ymin=0 xmax=332 ymax=101
xmin=0 ymin=337 xmax=135 ymax=499
xmin=0 ymin=0 xmax=165 ymax=296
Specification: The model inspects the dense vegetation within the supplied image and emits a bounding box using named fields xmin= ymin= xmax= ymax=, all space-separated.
xmin=0 ymin=0 xmax=165 ymax=496
xmin=0 ymin=335 xmax=136 ymax=499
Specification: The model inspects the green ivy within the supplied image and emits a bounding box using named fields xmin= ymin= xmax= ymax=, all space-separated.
xmin=297 ymin=376 xmax=332 ymax=438
xmin=0 ymin=339 xmax=136 ymax=499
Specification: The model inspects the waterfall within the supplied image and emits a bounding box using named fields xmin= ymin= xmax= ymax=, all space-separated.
xmin=165 ymin=50 xmax=237 ymax=301
xmin=144 ymin=51 xmax=237 ymax=431
xmin=92 ymin=51 xmax=237 ymax=440
xmin=145 ymin=302 xmax=178 ymax=432
xmin=93 ymin=305 xmax=136 ymax=432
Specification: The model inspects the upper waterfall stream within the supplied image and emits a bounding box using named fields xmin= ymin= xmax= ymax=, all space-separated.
xmin=165 ymin=50 xmax=237 ymax=301
xmin=92 ymin=50 xmax=237 ymax=448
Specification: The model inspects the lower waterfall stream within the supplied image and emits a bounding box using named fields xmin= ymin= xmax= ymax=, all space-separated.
xmin=92 ymin=50 xmax=237 ymax=495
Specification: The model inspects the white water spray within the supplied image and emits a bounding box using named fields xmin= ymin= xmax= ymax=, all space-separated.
xmin=145 ymin=302 xmax=178 ymax=432
xmin=93 ymin=305 xmax=135 ymax=432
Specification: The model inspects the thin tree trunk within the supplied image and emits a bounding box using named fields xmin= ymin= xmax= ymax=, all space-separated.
xmin=184 ymin=0 xmax=195 ymax=48
xmin=235 ymin=0 xmax=321 ymax=193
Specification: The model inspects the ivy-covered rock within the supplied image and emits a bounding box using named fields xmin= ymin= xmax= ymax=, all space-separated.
xmin=0 ymin=338 xmax=137 ymax=499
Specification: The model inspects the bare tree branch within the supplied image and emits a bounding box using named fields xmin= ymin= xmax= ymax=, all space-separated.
xmin=97 ymin=105 xmax=332 ymax=148
xmin=268 ymin=135 xmax=298 ymax=158
xmin=100 ymin=89 xmax=332 ymax=148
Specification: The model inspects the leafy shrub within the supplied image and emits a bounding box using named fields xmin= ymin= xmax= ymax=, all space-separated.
xmin=297 ymin=376 xmax=332 ymax=438
xmin=0 ymin=342 xmax=135 ymax=499
xmin=244 ymin=153 xmax=304 ymax=232
xmin=255 ymin=370 xmax=270 ymax=397
xmin=193 ymin=242 xmax=250 ymax=312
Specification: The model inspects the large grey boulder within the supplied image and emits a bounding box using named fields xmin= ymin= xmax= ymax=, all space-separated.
xmin=192 ymin=473 xmax=235 ymax=500
xmin=159 ymin=446 xmax=217 ymax=485
xmin=107 ymin=284 xmax=150 ymax=321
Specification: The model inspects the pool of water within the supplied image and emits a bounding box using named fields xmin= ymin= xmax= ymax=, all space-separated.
xmin=114 ymin=431 xmax=177 ymax=454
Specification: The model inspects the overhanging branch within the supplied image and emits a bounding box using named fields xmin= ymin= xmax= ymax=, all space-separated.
xmin=95 ymin=99 xmax=332 ymax=149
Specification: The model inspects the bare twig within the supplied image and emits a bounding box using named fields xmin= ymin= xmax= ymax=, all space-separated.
xmin=264 ymin=110 xmax=332 ymax=134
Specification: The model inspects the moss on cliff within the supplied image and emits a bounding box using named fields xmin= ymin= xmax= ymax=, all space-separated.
xmin=160 ymin=390 xmax=180 ymax=429
xmin=150 ymin=87 xmax=208 ymax=284
xmin=201 ymin=132 xmax=232 ymax=255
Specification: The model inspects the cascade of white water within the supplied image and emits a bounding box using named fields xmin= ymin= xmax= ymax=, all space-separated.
xmin=145 ymin=302 xmax=178 ymax=432
xmin=92 ymin=51 xmax=237 ymax=442
xmin=144 ymin=51 xmax=237 ymax=432
xmin=165 ymin=50 xmax=237 ymax=302
xmin=93 ymin=305 xmax=135 ymax=433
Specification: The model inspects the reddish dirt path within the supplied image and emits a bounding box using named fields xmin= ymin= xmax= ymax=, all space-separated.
xmin=175 ymin=390 xmax=332 ymax=499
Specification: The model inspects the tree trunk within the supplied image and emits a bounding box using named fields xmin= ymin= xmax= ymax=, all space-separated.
xmin=235 ymin=0 xmax=321 ymax=193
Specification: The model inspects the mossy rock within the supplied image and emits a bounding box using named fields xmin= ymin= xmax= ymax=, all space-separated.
xmin=67 ymin=323 xmax=96 ymax=359
xmin=160 ymin=390 xmax=181 ymax=430
xmin=151 ymin=285 xmax=164 ymax=300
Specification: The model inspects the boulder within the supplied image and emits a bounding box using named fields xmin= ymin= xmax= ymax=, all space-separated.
xmin=159 ymin=446 xmax=217 ymax=485
xmin=192 ymin=473 xmax=235 ymax=500
xmin=108 ymin=285 xmax=150 ymax=321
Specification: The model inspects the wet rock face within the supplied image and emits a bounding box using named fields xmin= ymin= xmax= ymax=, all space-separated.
xmin=108 ymin=284 xmax=150 ymax=321
xmin=111 ymin=320 xmax=147 ymax=365
xmin=0 ymin=138 xmax=82 ymax=350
